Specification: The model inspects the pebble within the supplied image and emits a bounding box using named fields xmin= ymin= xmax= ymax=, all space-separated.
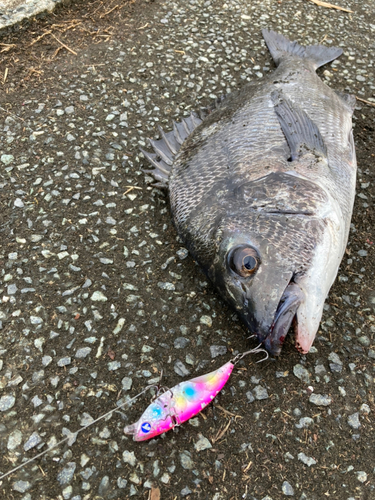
xmin=174 ymin=360 xmax=191 ymax=377
xmin=347 ymin=412 xmax=361 ymax=429
xmin=121 ymin=377 xmax=133 ymax=391
xmin=295 ymin=417 xmax=314 ymax=429
xmin=1 ymin=154 xmax=14 ymax=165
xmin=298 ymin=453 xmax=317 ymax=467
xmin=200 ymin=315 xmax=212 ymax=327
xmin=123 ymin=450 xmax=137 ymax=466
xmin=293 ymin=364 xmax=310 ymax=383
xmin=282 ymin=481 xmax=294 ymax=496
xmin=356 ymin=471 xmax=367 ymax=483
xmin=57 ymin=462 xmax=76 ymax=485
xmin=253 ymin=385 xmax=269 ymax=400
xmin=12 ymin=481 xmax=31 ymax=493
xmin=0 ymin=394 xmax=16 ymax=411
xmin=75 ymin=347 xmax=92 ymax=358
xmin=181 ymin=487 xmax=193 ymax=497
xmin=180 ymin=451 xmax=194 ymax=469
xmin=174 ymin=337 xmax=190 ymax=349
xmin=7 ymin=429 xmax=23 ymax=450
xmin=24 ymin=432 xmax=42 ymax=451
xmin=90 ymin=291 xmax=108 ymax=301
xmin=309 ymin=394 xmax=332 ymax=406
xmin=194 ymin=434 xmax=212 ymax=451
xmin=210 ymin=345 xmax=227 ymax=358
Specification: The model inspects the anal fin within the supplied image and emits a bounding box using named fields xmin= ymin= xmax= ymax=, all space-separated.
xmin=271 ymin=90 xmax=327 ymax=161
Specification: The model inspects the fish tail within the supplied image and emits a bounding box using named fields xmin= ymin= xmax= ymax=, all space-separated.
xmin=262 ymin=29 xmax=342 ymax=70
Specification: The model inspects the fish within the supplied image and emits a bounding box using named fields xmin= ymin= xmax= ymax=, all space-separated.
xmin=142 ymin=30 xmax=357 ymax=356
xmin=124 ymin=361 xmax=234 ymax=441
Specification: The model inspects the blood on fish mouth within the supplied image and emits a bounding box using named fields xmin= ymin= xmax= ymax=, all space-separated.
xmin=263 ymin=282 xmax=305 ymax=355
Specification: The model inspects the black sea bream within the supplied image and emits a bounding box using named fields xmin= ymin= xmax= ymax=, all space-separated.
xmin=142 ymin=30 xmax=357 ymax=355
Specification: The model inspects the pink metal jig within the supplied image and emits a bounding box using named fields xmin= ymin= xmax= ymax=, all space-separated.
xmin=124 ymin=345 xmax=267 ymax=441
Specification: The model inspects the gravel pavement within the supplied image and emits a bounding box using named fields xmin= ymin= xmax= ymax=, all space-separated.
xmin=0 ymin=0 xmax=374 ymax=499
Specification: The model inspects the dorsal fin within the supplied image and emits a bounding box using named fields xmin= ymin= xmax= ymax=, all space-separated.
xmin=271 ymin=90 xmax=327 ymax=161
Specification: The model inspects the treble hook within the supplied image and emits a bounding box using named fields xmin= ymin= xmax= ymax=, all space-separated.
xmin=231 ymin=343 xmax=269 ymax=365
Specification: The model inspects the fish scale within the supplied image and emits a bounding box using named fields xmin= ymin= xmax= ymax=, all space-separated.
xmin=142 ymin=29 xmax=357 ymax=356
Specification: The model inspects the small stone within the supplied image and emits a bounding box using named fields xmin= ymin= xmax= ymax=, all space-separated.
xmin=200 ymin=315 xmax=212 ymax=327
xmin=174 ymin=337 xmax=190 ymax=349
xmin=1 ymin=154 xmax=14 ymax=165
xmin=181 ymin=487 xmax=192 ymax=497
xmin=358 ymin=335 xmax=370 ymax=347
xmin=108 ymin=361 xmax=121 ymax=371
xmin=12 ymin=481 xmax=31 ymax=493
xmin=295 ymin=417 xmax=314 ymax=429
xmin=14 ymin=198 xmax=24 ymax=208
xmin=210 ymin=345 xmax=227 ymax=358
xmin=180 ymin=451 xmax=194 ymax=469
xmin=174 ymin=360 xmax=190 ymax=377
xmin=348 ymin=412 xmax=361 ymax=429
xmin=360 ymin=403 xmax=370 ymax=414
xmin=328 ymin=352 xmax=342 ymax=365
xmin=117 ymin=477 xmax=127 ymax=488
xmin=123 ymin=450 xmax=137 ymax=466
xmin=75 ymin=347 xmax=92 ymax=359
xmin=129 ymin=472 xmax=141 ymax=484
xmin=57 ymin=462 xmax=76 ymax=485
xmin=7 ymin=429 xmax=23 ymax=450
xmin=194 ymin=434 xmax=212 ymax=451
xmin=0 ymin=395 xmax=16 ymax=411
xmin=246 ymin=390 xmax=255 ymax=403
xmin=158 ymin=282 xmax=175 ymax=291
xmin=160 ymin=472 xmax=170 ymax=484
xmin=293 ymin=364 xmax=310 ymax=383
xmin=282 ymin=481 xmax=294 ymax=496
xmin=24 ymin=432 xmax=42 ymax=451
xmin=309 ymin=394 xmax=332 ymax=406
xmin=356 ymin=471 xmax=367 ymax=482
xmin=121 ymin=377 xmax=132 ymax=391
xmin=30 ymin=316 xmax=43 ymax=325
xmin=177 ymin=248 xmax=189 ymax=259
xmin=57 ymin=357 xmax=71 ymax=367
xmin=253 ymin=385 xmax=269 ymax=400
xmin=91 ymin=291 xmax=108 ymax=301
xmin=298 ymin=453 xmax=316 ymax=466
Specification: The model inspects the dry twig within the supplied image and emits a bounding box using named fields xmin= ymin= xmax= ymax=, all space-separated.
xmin=356 ymin=96 xmax=375 ymax=108
xmin=212 ymin=419 xmax=232 ymax=443
xmin=0 ymin=43 xmax=16 ymax=53
xmin=307 ymin=0 xmax=353 ymax=13
xmin=50 ymin=34 xmax=77 ymax=55
xmin=100 ymin=5 xmax=119 ymax=18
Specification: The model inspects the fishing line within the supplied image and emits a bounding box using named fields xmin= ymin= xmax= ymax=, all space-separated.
xmin=0 ymin=344 xmax=268 ymax=480
xmin=0 ymin=385 xmax=151 ymax=482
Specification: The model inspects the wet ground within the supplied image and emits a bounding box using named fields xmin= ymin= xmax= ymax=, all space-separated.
xmin=0 ymin=0 xmax=374 ymax=499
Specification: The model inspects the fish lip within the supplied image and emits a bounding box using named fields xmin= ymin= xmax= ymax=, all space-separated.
xmin=262 ymin=282 xmax=305 ymax=355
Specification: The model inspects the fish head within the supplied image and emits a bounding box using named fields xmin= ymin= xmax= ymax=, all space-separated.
xmin=208 ymin=207 xmax=343 ymax=355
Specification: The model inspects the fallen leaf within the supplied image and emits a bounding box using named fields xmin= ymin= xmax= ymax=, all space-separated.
xmin=150 ymin=486 xmax=161 ymax=500
xmin=107 ymin=348 xmax=116 ymax=360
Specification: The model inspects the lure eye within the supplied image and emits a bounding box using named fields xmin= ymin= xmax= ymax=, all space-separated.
xmin=229 ymin=246 xmax=260 ymax=277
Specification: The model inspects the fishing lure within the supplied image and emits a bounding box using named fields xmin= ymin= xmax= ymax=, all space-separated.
xmin=124 ymin=345 xmax=268 ymax=442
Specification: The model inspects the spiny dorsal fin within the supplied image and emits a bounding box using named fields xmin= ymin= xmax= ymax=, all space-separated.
xmin=262 ymin=29 xmax=342 ymax=70
xmin=271 ymin=90 xmax=327 ymax=161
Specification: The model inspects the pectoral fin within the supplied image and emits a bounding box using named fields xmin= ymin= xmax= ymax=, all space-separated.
xmin=271 ymin=90 xmax=327 ymax=161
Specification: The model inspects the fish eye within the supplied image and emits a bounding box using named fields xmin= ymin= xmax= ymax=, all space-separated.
xmin=229 ymin=246 xmax=260 ymax=277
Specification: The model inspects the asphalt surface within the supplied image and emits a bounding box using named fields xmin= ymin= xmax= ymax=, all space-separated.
xmin=0 ymin=0 xmax=374 ymax=499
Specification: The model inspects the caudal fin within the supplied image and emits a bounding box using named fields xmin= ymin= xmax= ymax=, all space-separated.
xmin=262 ymin=29 xmax=342 ymax=70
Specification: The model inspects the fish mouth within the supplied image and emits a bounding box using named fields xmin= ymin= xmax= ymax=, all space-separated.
xmin=263 ymin=282 xmax=305 ymax=356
